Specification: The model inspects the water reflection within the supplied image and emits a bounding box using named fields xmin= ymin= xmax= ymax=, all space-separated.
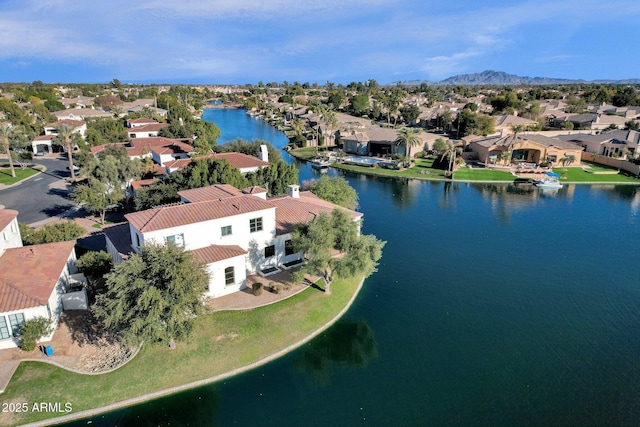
xmin=295 ymin=320 xmax=377 ymax=387
xmin=63 ymin=385 xmax=220 ymax=427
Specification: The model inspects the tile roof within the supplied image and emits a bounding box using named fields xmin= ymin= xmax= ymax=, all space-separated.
xmin=130 ymin=178 xmax=158 ymax=191
xmin=211 ymin=152 xmax=268 ymax=169
xmin=242 ymin=186 xmax=268 ymax=194
xmin=190 ymin=244 xmax=247 ymax=265
xmin=47 ymin=119 xmax=86 ymax=128
xmin=126 ymin=123 xmax=167 ymax=133
xmin=125 ymin=196 xmax=275 ymax=233
xmin=0 ymin=209 xmax=18 ymax=231
xmin=127 ymin=137 xmax=194 ymax=157
xmin=0 ymin=241 xmax=76 ymax=312
xmin=179 ymin=184 xmax=244 ymax=203
xmin=269 ymin=192 xmax=363 ymax=235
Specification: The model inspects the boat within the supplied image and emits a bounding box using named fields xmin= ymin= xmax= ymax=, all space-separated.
xmin=310 ymin=159 xmax=331 ymax=170
xmin=535 ymin=171 xmax=563 ymax=189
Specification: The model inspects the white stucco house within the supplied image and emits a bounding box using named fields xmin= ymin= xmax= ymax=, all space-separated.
xmin=0 ymin=209 xmax=21 ymax=257
xmin=107 ymin=183 xmax=362 ymax=298
xmin=0 ymin=240 xmax=78 ymax=349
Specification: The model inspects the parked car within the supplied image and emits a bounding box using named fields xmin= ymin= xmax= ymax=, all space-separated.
xmin=66 ymin=165 xmax=81 ymax=172
xmin=35 ymin=151 xmax=45 ymax=156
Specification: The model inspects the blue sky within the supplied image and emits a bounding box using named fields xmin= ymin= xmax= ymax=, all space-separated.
xmin=1 ymin=0 xmax=639 ymax=85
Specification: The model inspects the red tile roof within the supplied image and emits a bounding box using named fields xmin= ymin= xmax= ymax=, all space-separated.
xmin=242 ymin=186 xmax=268 ymax=194
xmin=190 ymin=244 xmax=247 ymax=265
xmin=47 ymin=119 xmax=86 ymax=128
xmin=269 ymin=191 xmax=363 ymax=234
xmin=161 ymin=152 xmax=267 ymax=173
xmin=127 ymin=137 xmax=194 ymax=157
xmin=126 ymin=123 xmax=167 ymax=133
xmin=211 ymin=152 xmax=268 ymax=169
xmin=178 ymin=184 xmax=243 ymax=203
xmin=0 ymin=209 xmax=18 ymax=231
xmin=0 ymin=241 xmax=76 ymax=312
xmin=130 ymin=178 xmax=158 ymax=191
xmin=125 ymin=196 xmax=275 ymax=233
xmin=90 ymin=142 xmax=128 ymax=155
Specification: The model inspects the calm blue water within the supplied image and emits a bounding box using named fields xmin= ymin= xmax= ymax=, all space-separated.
xmin=66 ymin=110 xmax=640 ymax=426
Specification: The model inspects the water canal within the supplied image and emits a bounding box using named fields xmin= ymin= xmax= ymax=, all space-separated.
xmin=64 ymin=108 xmax=640 ymax=426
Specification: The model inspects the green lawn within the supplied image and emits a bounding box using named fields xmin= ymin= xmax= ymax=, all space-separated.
xmin=580 ymin=161 xmax=621 ymax=173
xmin=0 ymin=166 xmax=42 ymax=185
xmin=1 ymin=275 xmax=362 ymax=426
xmin=289 ymin=147 xmax=330 ymax=160
xmin=453 ymin=168 xmax=515 ymax=181
xmin=554 ymin=167 xmax=640 ymax=183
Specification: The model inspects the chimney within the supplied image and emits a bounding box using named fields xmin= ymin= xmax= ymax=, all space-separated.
xmin=259 ymin=144 xmax=269 ymax=163
xmin=288 ymin=184 xmax=300 ymax=198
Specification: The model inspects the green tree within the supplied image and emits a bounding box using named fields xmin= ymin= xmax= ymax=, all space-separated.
xmin=55 ymin=124 xmax=82 ymax=179
xmin=0 ymin=124 xmax=23 ymax=178
xmin=612 ymin=86 xmax=639 ymax=107
xmin=302 ymin=175 xmax=358 ymax=210
xmin=19 ymin=221 xmax=85 ymax=245
xmin=349 ymin=94 xmax=370 ymax=116
xmin=394 ymin=128 xmax=422 ymax=166
xmin=399 ymin=104 xmax=420 ymax=125
xmin=76 ymin=250 xmax=113 ymax=282
xmin=93 ymin=244 xmax=209 ymax=348
xmin=292 ymin=210 xmax=384 ymax=294
xmin=73 ymin=177 xmax=123 ymax=224
xmin=432 ymin=138 xmax=448 ymax=154
xmin=19 ymin=317 xmax=52 ymax=352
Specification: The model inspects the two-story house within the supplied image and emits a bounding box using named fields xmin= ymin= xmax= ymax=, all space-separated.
xmin=108 ymin=184 xmax=362 ymax=298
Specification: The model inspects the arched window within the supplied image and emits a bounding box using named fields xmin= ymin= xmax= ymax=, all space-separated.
xmin=224 ymin=267 xmax=235 ymax=286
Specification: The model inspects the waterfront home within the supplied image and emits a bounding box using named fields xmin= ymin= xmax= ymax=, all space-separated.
xmin=0 ymin=237 xmax=79 ymax=350
xmin=106 ymin=184 xmax=362 ymax=298
xmin=54 ymin=108 xmax=111 ymax=121
xmin=125 ymin=118 xmax=168 ymax=139
xmin=468 ymin=133 xmax=584 ymax=166
xmin=342 ymin=127 xmax=433 ymax=158
xmin=163 ymin=150 xmax=269 ymax=175
xmin=557 ymin=130 xmax=640 ymax=160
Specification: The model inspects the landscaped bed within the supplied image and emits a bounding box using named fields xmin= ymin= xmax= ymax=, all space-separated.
xmin=0 ymin=275 xmax=363 ymax=426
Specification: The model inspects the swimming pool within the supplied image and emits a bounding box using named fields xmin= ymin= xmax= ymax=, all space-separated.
xmin=342 ymin=156 xmax=383 ymax=166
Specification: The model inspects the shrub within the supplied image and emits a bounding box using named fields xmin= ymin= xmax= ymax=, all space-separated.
xmin=275 ymin=284 xmax=284 ymax=294
xmin=77 ymin=250 xmax=113 ymax=280
xmin=19 ymin=317 xmax=51 ymax=352
xmin=268 ymin=281 xmax=278 ymax=294
xmin=252 ymin=282 xmax=263 ymax=296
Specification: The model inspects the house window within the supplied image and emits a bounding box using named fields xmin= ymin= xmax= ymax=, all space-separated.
xmin=250 ymin=217 xmax=263 ymax=233
xmin=166 ymin=233 xmax=184 ymax=248
xmin=221 ymin=225 xmax=232 ymax=237
xmin=135 ymin=233 xmax=141 ymax=247
xmin=0 ymin=317 xmax=9 ymax=340
xmin=547 ymin=155 xmax=557 ymax=163
xmin=8 ymin=313 xmax=25 ymax=337
xmin=224 ymin=266 xmax=235 ymax=286
xmin=264 ymin=245 xmax=275 ymax=258
xmin=285 ymin=239 xmax=295 ymax=256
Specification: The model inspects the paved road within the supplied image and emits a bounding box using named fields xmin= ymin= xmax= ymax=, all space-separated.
xmin=0 ymin=157 xmax=77 ymax=225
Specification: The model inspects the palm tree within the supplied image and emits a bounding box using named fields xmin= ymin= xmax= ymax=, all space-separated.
xmin=0 ymin=124 xmax=22 ymax=178
xmin=56 ymin=124 xmax=78 ymax=180
xmin=111 ymin=105 xmax=125 ymax=118
xmin=394 ymin=128 xmax=422 ymax=167
xmin=505 ymin=124 xmax=525 ymax=166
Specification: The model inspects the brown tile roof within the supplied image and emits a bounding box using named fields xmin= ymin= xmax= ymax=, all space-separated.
xmin=126 ymin=123 xmax=167 ymax=133
xmin=127 ymin=118 xmax=158 ymax=125
xmin=178 ymin=184 xmax=244 ymax=203
xmin=47 ymin=119 xmax=86 ymax=128
xmin=125 ymin=196 xmax=275 ymax=233
xmin=127 ymin=137 xmax=194 ymax=157
xmin=269 ymin=192 xmax=363 ymax=234
xmin=33 ymin=135 xmax=54 ymax=141
xmin=190 ymin=244 xmax=247 ymax=265
xmin=0 ymin=209 xmax=18 ymax=231
xmin=102 ymin=223 xmax=132 ymax=260
xmin=163 ymin=158 xmax=192 ymax=170
xmin=90 ymin=142 xmax=128 ymax=155
xmin=242 ymin=186 xmax=267 ymax=194
xmin=0 ymin=241 xmax=76 ymax=312
xmin=130 ymin=178 xmax=158 ymax=191
xmin=211 ymin=152 xmax=268 ymax=169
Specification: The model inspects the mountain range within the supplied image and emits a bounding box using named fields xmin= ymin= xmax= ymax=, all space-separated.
xmin=402 ymin=70 xmax=640 ymax=86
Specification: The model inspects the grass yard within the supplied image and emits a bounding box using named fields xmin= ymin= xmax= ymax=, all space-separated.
xmin=1 ymin=275 xmax=363 ymax=426
xmin=554 ymin=167 xmax=640 ymax=183
xmin=0 ymin=166 xmax=41 ymax=185
xmin=331 ymin=156 xmax=448 ymax=180
xmin=453 ymin=168 xmax=515 ymax=181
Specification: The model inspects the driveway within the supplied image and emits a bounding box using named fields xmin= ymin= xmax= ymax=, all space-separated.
xmin=0 ymin=156 xmax=78 ymax=225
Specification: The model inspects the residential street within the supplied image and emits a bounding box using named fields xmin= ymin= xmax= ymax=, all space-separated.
xmin=0 ymin=156 xmax=78 ymax=225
